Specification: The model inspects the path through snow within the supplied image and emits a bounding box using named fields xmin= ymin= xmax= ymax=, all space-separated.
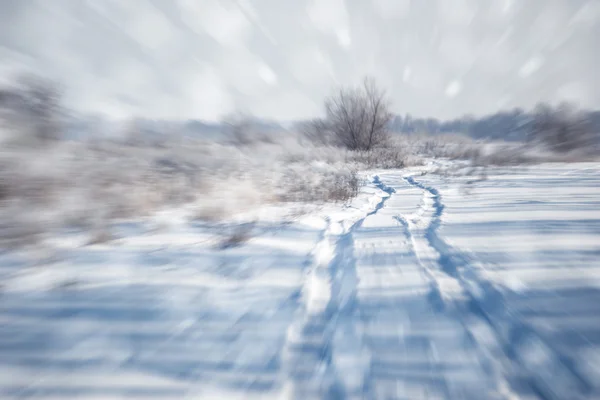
xmin=1 ymin=165 xmax=600 ymax=399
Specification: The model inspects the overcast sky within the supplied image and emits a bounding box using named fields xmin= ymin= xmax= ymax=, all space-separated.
xmin=1 ymin=0 xmax=599 ymax=121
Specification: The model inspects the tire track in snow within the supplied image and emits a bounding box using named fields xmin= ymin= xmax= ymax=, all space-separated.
xmin=403 ymin=174 xmax=591 ymax=400
xmin=395 ymin=175 xmax=516 ymax=399
xmin=358 ymin=174 xmax=503 ymax=399
xmin=281 ymin=176 xmax=394 ymax=399
xmin=392 ymin=214 xmax=446 ymax=312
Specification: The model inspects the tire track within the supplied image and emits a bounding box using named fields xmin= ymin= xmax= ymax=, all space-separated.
xmin=359 ymin=174 xmax=503 ymax=399
xmin=399 ymin=175 xmax=517 ymax=399
xmin=403 ymin=174 xmax=591 ymax=400
xmin=281 ymin=176 xmax=394 ymax=399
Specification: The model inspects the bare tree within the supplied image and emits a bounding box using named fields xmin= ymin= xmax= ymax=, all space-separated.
xmin=320 ymin=77 xmax=392 ymax=151
xmin=363 ymin=77 xmax=392 ymax=149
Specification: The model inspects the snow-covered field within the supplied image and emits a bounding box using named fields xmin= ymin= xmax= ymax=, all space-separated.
xmin=1 ymin=162 xmax=599 ymax=399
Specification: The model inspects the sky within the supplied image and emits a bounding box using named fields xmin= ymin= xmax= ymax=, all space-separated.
xmin=1 ymin=0 xmax=599 ymax=121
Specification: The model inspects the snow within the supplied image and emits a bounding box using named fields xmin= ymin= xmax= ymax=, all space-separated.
xmin=1 ymin=163 xmax=600 ymax=399
xmin=410 ymin=162 xmax=600 ymax=399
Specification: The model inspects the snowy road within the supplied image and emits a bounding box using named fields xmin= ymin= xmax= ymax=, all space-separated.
xmin=1 ymin=164 xmax=600 ymax=399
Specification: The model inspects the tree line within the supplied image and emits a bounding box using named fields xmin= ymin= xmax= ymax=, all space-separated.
xmin=2 ymin=74 xmax=599 ymax=155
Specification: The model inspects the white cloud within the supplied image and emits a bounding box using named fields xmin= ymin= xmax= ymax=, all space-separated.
xmin=250 ymin=90 xmax=320 ymax=120
xmin=307 ymin=0 xmax=351 ymax=48
xmin=123 ymin=5 xmax=179 ymax=52
xmin=288 ymin=46 xmax=336 ymax=84
xmin=519 ymin=56 xmax=544 ymax=78
xmin=2 ymin=0 xmax=599 ymax=120
xmin=402 ymin=66 xmax=412 ymax=83
xmin=336 ymin=29 xmax=352 ymax=49
xmin=372 ymin=0 xmax=410 ymax=19
xmin=557 ymin=81 xmax=589 ymax=105
xmin=178 ymin=0 xmax=250 ymax=47
xmin=438 ymin=0 xmax=476 ymax=26
xmin=570 ymin=1 xmax=600 ymax=28
xmin=258 ymin=63 xmax=278 ymax=86
xmin=503 ymin=0 xmax=515 ymax=15
xmin=438 ymin=33 xmax=476 ymax=69
xmin=187 ymin=65 xmax=233 ymax=121
xmin=445 ymin=80 xmax=462 ymax=98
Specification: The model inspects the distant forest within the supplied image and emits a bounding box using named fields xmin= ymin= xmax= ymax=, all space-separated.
xmin=2 ymin=77 xmax=599 ymax=147
xmin=389 ymin=105 xmax=600 ymax=142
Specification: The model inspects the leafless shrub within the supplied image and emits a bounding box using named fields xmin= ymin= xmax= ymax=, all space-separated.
xmin=284 ymin=205 xmax=312 ymax=222
xmin=222 ymin=112 xmax=255 ymax=146
xmin=222 ymin=113 xmax=276 ymax=146
xmin=0 ymin=74 xmax=63 ymax=146
xmin=470 ymin=145 xmax=536 ymax=166
xmin=87 ymin=228 xmax=114 ymax=246
xmin=193 ymin=203 xmax=228 ymax=223
xmin=323 ymin=168 xmax=362 ymax=202
xmin=278 ymin=166 xmax=362 ymax=203
xmin=217 ymin=222 xmax=255 ymax=249
xmin=346 ymin=148 xmax=407 ymax=169
xmin=529 ymin=102 xmax=597 ymax=154
xmin=300 ymin=118 xmax=335 ymax=146
xmin=407 ymin=133 xmax=481 ymax=160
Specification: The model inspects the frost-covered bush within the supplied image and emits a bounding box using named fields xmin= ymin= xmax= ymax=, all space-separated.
xmin=399 ymin=133 xmax=481 ymax=160
xmin=3 ymin=76 xmax=596 ymax=250
xmin=276 ymin=163 xmax=361 ymax=203
xmin=2 ymin=115 xmax=588 ymax=249
xmin=0 ymin=128 xmax=373 ymax=246
xmin=2 ymin=125 xmax=472 ymax=248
